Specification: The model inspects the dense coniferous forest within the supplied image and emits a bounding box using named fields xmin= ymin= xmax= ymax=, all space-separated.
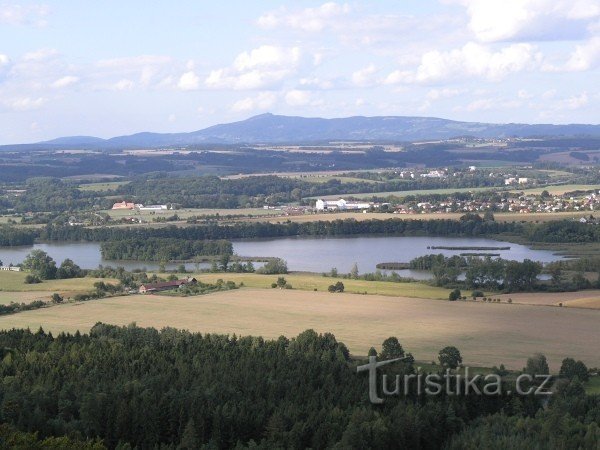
xmin=100 ymin=238 xmax=233 ymax=261
xmin=0 ymin=325 xmax=596 ymax=449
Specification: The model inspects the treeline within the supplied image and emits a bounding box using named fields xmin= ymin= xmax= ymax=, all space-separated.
xmin=0 ymin=225 xmax=36 ymax=246
xmin=526 ymin=220 xmax=600 ymax=243
xmin=100 ymin=238 xmax=233 ymax=261
xmin=0 ymin=325 xmax=597 ymax=449
xmin=40 ymin=218 xmax=524 ymax=243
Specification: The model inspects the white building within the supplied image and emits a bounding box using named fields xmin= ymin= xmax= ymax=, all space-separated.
xmin=138 ymin=204 xmax=169 ymax=211
xmin=315 ymin=198 xmax=371 ymax=211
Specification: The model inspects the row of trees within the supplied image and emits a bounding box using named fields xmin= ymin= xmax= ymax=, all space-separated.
xmin=40 ymin=217 xmax=523 ymax=243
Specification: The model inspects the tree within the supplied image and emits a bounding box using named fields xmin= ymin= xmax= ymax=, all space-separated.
xmin=22 ymin=250 xmax=57 ymax=280
xmin=560 ymin=358 xmax=589 ymax=382
xmin=380 ymin=337 xmax=404 ymax=360
xmin=276 ymin=277 xmax=287 ymax=288
xmin=51 ymin=293 xmax=63 ymax=304
xmin=258 ymin=258 xmax=288 ymax=274
xmin=350 ymin=262 xmax=359 ymax=279
xmin=439 ymin=346 xmax=462 ymax=369
xmin=367 ymin=347 xmax=378 ymax=357
xmin=525 ymin=353 xmax=549 ymax=375
xmin=483 ymin=211 xmax=495 ymax=221
xmin=219 ymin=253 xmax=230 ymax=272
xmin=178 ymin=418 xmax=199 ymax=450
xmin=56 ymin=258 xmax=83 ymax=279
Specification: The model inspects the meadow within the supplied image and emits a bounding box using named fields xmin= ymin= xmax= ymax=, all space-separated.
xmin=0 ymin=288 xmax=597 ymax=370
xmin=0 ymin=271 xmax=118 ymax=303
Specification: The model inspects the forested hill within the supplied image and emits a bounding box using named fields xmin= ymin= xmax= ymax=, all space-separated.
xmin=9 ymin=113 xmax=600 ymax=149
xmin=0 ymin=324 xmax=597 ymax=449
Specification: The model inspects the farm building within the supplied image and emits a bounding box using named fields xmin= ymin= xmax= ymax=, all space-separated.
xmin=315 ymin=198 xmax=371 ymax=211
xmin=138 ymin=277 xmax=197 ymax=294
xmin=0 ymin=265 xmax=21 ymax=271
xmin=138 ymin=204 xmax=168 ymax=211
xmin=112 ymin=201 xmax=136 ymax=210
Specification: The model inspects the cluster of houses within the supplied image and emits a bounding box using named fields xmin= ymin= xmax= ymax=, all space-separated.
xmin=392 ymin=191 xmax=600 ymax=215
xmin=0 ymin=265 xmax=21 ymax=272
xmin=112 ymin=201 xmax=169 ymax=211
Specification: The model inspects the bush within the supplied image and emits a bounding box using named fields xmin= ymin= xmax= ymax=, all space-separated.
xmin=448 ymin=289 xmax=461 ymax=301
xmin=24 ymin=274 xmax=41 ymax=284
xmin=471 ymin=290 xmax=484 ymax=298
xmin=271 ymin=283 xmax=277 ymax=288
xmin=328 ymin=281 xmax=345 ymax=293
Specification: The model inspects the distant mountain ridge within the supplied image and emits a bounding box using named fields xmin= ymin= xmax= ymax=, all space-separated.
xmin=10 ymin=113 xmax=600 ymax=149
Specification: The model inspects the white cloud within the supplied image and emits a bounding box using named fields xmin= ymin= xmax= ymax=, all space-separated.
xmin=96 ymin=55 xmax=172 ymax=69
xmin=3 ymin=97 xmax=47 ymax=111
xmin=231 ymin=92 xmax=277 ymax=112
xmin=257 ymin=2 xmax=351 ymax=32
xmin=451 ymin=0 xmax=600 ymax=42
xmin=518 ymin=89 xmax=533 ymax=99
xmin=206 ymin=45 xmax=304 ymax=90
xmin=113 ymin=79 xmax=134 ymax=91
xmin=233 ymin=46 xmax=300 ymax=71
xmin=426 ymin=88 xmax=463 ymax=100
xmin=0 ymin=54 xmax=9 ymax=67
xmin=22 ymin=48 xmax=59 ymax=62
xmin=284 ymin=90 xmax=311 ymax=106
xmin=351 ymin=64 xmax=377 ymax=87
xmin=387 ymin=42 xmax=541 ymax=84
xmin=51 ymin=75 xmax=79 ymax=89
xmin=559 ymin=92 xmax=589 ymax=110
xmin=177 ymin=71 xmax=200 ymax=91
xmin=563 ymin=37 xmax=600 ymax=71
xmin=0 ymin=3 xmax=50 ymax=26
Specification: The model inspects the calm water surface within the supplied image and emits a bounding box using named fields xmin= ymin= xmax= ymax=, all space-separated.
xmin=0 ymin=235 xmax=564 ymax=274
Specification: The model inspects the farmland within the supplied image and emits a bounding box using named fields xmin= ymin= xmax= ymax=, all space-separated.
xmin=0 ymin=287 xmax=597 ymax=370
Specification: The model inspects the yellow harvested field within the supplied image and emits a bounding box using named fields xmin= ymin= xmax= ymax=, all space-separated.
xmin=495 ymin=290 xmax=600 ymax=308
xmin=0 ymin=288 xmax=597 ymax=370
xmin=563 ymin=297 xmax=600 ymax=309
xmin=0 ymin=291 xmax=55 ymax=305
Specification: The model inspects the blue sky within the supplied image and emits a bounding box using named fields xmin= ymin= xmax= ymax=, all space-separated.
xmin=0 ymin=0 xmax=599 ymax=143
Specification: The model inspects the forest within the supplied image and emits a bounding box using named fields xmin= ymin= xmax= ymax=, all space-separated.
xmin=39 ymin=217 xmax=522 ymax=243
xmin=0 ymin=325 xmax=596 ymax=449
xmin=100 ymin=238 xmax=233 ymax=261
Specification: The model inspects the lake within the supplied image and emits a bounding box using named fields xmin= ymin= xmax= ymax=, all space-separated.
xmin=0 ymin=235 xmax=564 ymax=275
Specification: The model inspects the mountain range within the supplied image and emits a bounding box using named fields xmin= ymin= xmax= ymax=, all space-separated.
xmin=12 ymin=113 xmax=600 ymax=149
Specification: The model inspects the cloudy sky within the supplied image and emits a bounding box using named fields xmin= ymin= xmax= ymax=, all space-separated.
xmin=0 ymin=0 xmax=599 ymax=143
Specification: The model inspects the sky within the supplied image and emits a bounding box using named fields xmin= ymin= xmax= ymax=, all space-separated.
xmin=0 ymin=0 xmax=599 ymax=144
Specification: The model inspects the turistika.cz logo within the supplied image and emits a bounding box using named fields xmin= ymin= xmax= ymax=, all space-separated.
xmin=357 ymin=356 xmax=554 ymax=404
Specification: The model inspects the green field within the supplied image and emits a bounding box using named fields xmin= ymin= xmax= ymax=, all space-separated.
xmin=0 ymin=271 xmax=117 ymax=293
xmin=165 ymin=272 xmax=453 ymax=299
xmin=314 ymin=186 xmax=504 ymax=200
xmin=78 ymin=181 xmax=129 ymax=191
